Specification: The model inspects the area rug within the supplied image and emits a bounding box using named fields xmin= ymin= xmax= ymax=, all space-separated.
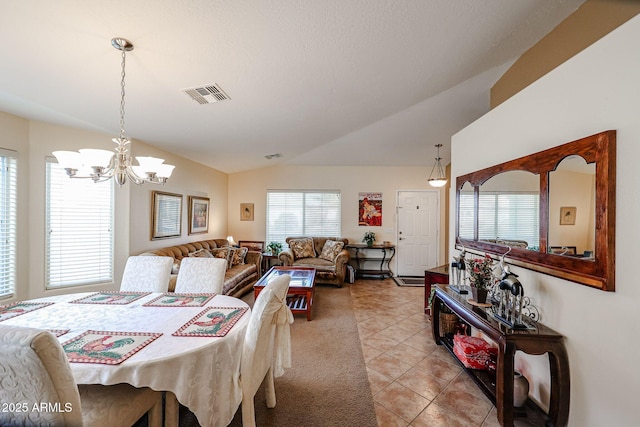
xmin=140 ymin=284 xmax=378 ymax=427
xmin=393 ymin=276 xmax=425 ymax=287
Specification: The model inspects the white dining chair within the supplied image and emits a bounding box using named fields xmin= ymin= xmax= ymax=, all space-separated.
xmin=240 ymin=274 xmax=293 ymax=427
xmin=120 ymin=255 xmax=173 ymax=292
xmin=174 ymin=257 xmax=227 ymax=294
xmin=0 ymin=324 xmax=162 ymax=427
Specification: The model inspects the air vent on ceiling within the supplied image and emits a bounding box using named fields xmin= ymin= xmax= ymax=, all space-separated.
xmin=182 ymin=83 xmax=230 ymax=104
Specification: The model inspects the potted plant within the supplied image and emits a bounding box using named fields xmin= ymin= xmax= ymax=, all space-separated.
xmin=266 ymin=241 xmax=283 ymax=255
xmin=362 ymin=231 xmax=376 ymax=247
xmin=465 ymin=255 xmax=495 ymax=304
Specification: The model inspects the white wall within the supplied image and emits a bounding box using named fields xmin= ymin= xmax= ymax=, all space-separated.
xmin=451 ymin=15 xmax=640 ymax=427
xmin=228 ymin=165 xmax=447 ymax=267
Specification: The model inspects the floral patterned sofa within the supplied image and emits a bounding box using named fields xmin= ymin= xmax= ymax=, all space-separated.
xmin=278 ymin=237 xmax=350 ymax=286
xmin=139 ymin=239 xmax=262 ymax=297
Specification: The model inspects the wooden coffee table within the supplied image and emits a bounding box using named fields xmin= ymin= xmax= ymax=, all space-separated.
xmin=254 ymin=266 xmax=316 ymax=321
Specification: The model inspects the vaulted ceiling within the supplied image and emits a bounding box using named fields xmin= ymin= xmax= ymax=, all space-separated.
xmin=0 ymin=0 xmax=584 ymax=173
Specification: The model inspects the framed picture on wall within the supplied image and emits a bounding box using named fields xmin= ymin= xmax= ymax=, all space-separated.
xmin=188 ymin=196 xmax=210 ymax=235
xmin=358 ymin=192 xmax=382 ymax=226
xmin=559 ymin=206 xmax=576 ymax=225
xmin=240 ymin=203 xmax=254 ymax=221
xmin=151 ymin=191 xmax=182 ymax=240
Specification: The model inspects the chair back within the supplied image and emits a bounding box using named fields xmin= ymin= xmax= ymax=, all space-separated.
xmin=241 ymin=275 xmax=290 ymax=397
xmin=0 ymin=325 xmax=83 ymax=427
xmin=175 ymin=257 xmax=227 ymax=294
xmin=120 ymin=256 xmax=173 ymax=292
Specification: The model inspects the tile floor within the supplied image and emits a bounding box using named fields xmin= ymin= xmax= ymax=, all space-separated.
xmin=350 ymin=278 xmax=502 ymax=427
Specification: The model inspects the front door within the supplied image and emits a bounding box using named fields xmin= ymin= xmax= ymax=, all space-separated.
xmin=396 ymin=190 xmax=439 ymax=276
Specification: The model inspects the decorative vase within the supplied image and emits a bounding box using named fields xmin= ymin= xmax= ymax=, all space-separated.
xmin=513 ymin=372 xmax=530 ymax=407
xmin=471 ymin=287 xmax=488 ymax=304
xmin=366 ymin=241 xmax=373 ymax=247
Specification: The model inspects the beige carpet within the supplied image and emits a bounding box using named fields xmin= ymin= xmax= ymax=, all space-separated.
xmin=147 ymin=283 xmax=377 ymax=426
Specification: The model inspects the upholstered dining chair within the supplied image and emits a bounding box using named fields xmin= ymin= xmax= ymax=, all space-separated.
xmin=240 ymin=274 xmax=294 ymax=427
xmin=0 ymin=324 xmax=162 ymax=427
xmin=174 ymin=257 xmax=227 ymax=294
xmin=120 ymin=255 xmax=173 ymax=292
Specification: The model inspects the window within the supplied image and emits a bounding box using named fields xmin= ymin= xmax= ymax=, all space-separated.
xmin=0 ymin=149 xmax=17 ymax=299
xmin=266 ymin=190 xmax=341 ymax=245
xmin=459 ymin=191 xmax=539 ymax=249
xmin=46 ymin=159 xmax=114 ymax=289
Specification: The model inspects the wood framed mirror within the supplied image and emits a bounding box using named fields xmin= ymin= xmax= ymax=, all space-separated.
xmin=455 ymin=130 xmax=616 ymax=291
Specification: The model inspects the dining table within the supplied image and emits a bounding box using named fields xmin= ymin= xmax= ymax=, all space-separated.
xmin=0 ymin=290 xmax=251 ymax=427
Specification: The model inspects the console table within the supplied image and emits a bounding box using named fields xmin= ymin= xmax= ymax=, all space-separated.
xmin=346 ymin=244 xmax=395 ymax=279
xmin=431 ymin=285 xmax=570 ymax=427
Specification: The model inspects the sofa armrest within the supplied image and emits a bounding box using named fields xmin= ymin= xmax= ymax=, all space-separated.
xmin=279 ymin=249 xmax=294 ymax=266
xmin=334 ymin=249 xmax=351 ymax=281
xmin=245 ymin=251 xmax=262 ymax=273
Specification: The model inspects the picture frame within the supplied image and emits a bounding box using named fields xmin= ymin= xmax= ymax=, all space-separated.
xmin=238 ymin=240 xmax=265 ymax=252
xmin=151 ymin=191 xmax=182 ymax=240
xmin=188 ymin=196 xmax=210 ymax=235
xmin=240 ymin=203 xmax=254 ymax=221
xmin=559 ymin=206 xmax=576 ymax=225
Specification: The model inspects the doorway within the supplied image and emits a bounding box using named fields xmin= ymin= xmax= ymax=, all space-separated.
xmin=396 ymin=190 xmax=440 ymax=276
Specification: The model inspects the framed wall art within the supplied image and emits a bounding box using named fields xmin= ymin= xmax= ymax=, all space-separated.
xmin=559 ymin=206 xmax=576 ymax=225
xmin=240 ymin=203 xmax=254 ymax=221
xmin=358 ymin=192 xmax=382 ymax=226
xmin=188 ymin=196 xmax=210 ymax=235
xmin=151 ymin=191 xmax=182 ymax=240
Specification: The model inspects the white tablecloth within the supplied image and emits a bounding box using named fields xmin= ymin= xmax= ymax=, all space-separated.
xmin=3 ymin=292 xmax=250 ymax=427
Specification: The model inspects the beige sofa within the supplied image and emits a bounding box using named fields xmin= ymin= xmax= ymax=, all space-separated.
xmin=278 ymin=237 xmax=350 ymax=286
xmin=139 ymin=239 xmax=262 ymax=297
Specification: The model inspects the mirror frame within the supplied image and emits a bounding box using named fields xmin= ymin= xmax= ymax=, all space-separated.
xmin=455 ymin=130 xmax=616 ymax=291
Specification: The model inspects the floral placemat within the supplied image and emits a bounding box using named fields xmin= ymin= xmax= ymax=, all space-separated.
xmin=48 ymin=329 xmax=70 ymax=337
xmin=143 ymin=293 xmax=215 ymax=307
xmin=0 ymin=302 xmax=54 ymax=322
xmin=62 ymin=330 xmax=162 ymax=365
xmin=69 ymin=291 xmax=150 ymax=305
xmin=173 ymin=307 xmax=248 ymax=337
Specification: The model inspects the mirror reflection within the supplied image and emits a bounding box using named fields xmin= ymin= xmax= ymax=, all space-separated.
xmin=458 ymin=181 xmax=475 ymax=240
xmin=548 ymin=155 xmax=596 ymax=260
xmin=477 ymin=171 xmax=540 ymax=251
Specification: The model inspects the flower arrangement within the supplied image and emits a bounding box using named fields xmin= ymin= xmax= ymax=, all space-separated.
xmin=362 ymin=231 xmax=376 ymax=246
xmin=465 ymin=255 xmax=496 ymax=289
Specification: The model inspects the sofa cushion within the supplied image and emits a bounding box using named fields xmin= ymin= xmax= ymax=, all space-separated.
xmin=171 ymin=259 xmax=182 ymax=275
xmin=289 ymin=238 xmax=315 ymax=260
xmin=210 ymin=247 xmax=230 ymax=263
xmin=228 ymin=247 xmax=248 ymax=267
xmin=319 ymin=240 xmax=344 ymax=262
xmin=292 ymin=257 xmax=336 ymax=272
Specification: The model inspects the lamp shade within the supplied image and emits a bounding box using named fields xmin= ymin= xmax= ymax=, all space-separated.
xmin=428 ymin=178 xmax=447 ymax=188
xmin=79 ymin=149 xmax=114 ymax=168
xmin=156 ymin=164 xmax=175 ymax=179
xmin=52 ymin=151 xmax=83 ymax=170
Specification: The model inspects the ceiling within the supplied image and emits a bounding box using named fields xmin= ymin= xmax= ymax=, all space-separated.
xmin=0 ymin=0 xmax=584 ymax=173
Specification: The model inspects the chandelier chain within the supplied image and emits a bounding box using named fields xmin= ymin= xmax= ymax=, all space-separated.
xmin=119 ymin=44 xmax=127 ymax=141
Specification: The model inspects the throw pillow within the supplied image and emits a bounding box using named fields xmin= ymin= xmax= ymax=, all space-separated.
xmin=228 ymin=247 xmax=248 ymax=267
xmin=210 ymin=247 xmax=229 ymax=261
xmin=289 ymin=237 xmax=315 ymax=260
xmin=319 ymin=240 xmax=344 ymax=261
xmin=189 ymin=249 xmax=213 ymax=258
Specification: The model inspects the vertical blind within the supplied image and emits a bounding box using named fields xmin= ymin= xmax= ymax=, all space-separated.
xmin=266 ymin=190 xmax=341 ymax=245
xmin=0 ymin=149 xmax=17 ymax=298
xmin=459 ymin=191 xmax=539 ymax=248
xmin=45 ymin=159 xmax=114 ymax=288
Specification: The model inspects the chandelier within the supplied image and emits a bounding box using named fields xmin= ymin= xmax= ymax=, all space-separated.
xmin=53 ymin=38 xmax=175 ymax=186
xmin=427 ymin=143 xmax=447 ymax=187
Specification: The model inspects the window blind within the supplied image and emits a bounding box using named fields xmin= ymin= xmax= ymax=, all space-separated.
xmin=0 ymin=149 xmax=17 ymax=298
xmin=266 ymin=190 xmax=341 ymax=245
xmin=45 ymin=159 xmax=114 ymax=288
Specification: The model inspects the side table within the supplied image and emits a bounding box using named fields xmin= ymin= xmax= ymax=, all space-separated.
xmin=424 ymin=264 xmax=449 ymax=315
xmin=260 ymin=252 xmax=280 ymax=276
xmin=346 ymin=244 xmax=395 ymax=279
